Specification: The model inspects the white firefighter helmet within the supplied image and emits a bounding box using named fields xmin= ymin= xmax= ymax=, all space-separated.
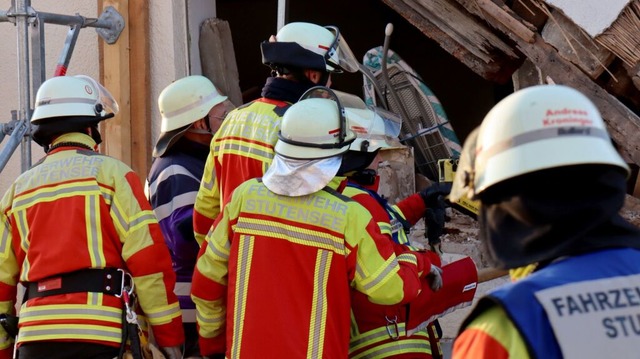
xmin=451 ymin=84 xmax=629 ymax=201
xmin=264 ymin=88 xmax=357 ymax=197
xmin=261 ymin=22 xmax=358 ymax=73
xmin=275 ymin=87 xmax=356 ymax=159
xmin=153 ymin=75 xmax=227 ymax=157
xmin=158 ymin=75 xmax=227 ymax=132
xmin=31 ymin=75 xmax=119 ymax=123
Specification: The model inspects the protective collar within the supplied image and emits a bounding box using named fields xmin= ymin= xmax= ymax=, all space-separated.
xmin=263 ymin=154 xmax=342 ymax=196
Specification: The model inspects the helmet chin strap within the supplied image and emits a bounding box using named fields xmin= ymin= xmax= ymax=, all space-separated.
xmin=188 ymin=128 xmax=211 ymax=135
xmin=89 ymin=124 xmax=103 ymax=145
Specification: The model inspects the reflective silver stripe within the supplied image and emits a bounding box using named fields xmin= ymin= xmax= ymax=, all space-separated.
xmin=308 ymin=250 xmax=331 ymax=358
xmin=477 ymin=126 xmax=609 ymax=165
xmin=87 ymin=195 xmax=104 ymax=267
xmin=235 ymin=220 xmax=344 ymax=253
xmin=350 ymin=323 xmax=408 ymax=352
xmin=208 ymin=239 xmax=230 ymax=260
xmin=145 ymin=304 xmax=182 ymax=321
xmin=182 ymin=308 xmax=197 ymax=323
xmin=359 ymin=257 xmax=399 ymax=292
xmin=128 ymin=211 xmax=156 ymax=228
xmin=196 ymin=309 xmax=224 ymax=325
xmin=18 ymin=326 xmax=121 ymax=342
xmin=100 ymin=189 xmax=113 ymax=205
xmin=355 ymin=340 xmax=431 ymax=358
xmin=37 ymin=97 xmax=95 ymax=107
xmin=232 ymin=235 xmax=254 ymax=359
xmin=13 ymin=183 xmax=98 ymax=209
xmin=163 ymin=91 xmax=218 ymax=118
xmin=202 ymin=173 xmax=215 ymax=191
xmin=174 ymin=282 xmax=192 ymax=296
xmin=17 ymin=211 xmax=29 ymax=253
xmin=0 ymin=217 xmax=9 ymax=253
xmin=396 ymin=253 xmax=417 ymax=266
xmin=111 ymin=204 xmax=128 ymax=232
xmin=218 ymin=142 xmax=273 ymax=160
xmin=20 ymin=307 xmax=121 ymax=322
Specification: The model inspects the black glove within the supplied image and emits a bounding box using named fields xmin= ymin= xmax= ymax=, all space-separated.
xmin=420 ymin=183 xmax=451 ymax=246
xmin=0 ymin=313 xmax=18 ymax=338
xmin=425 ymin=201 xmax=446 ymax=246
xmin=419 ymin=182 xmax=452 ymax=208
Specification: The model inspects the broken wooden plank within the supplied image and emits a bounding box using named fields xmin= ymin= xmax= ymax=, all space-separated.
xmin=380 ymin=0 xmax=523 ymax=83
xmin=541 ymin=9 xmax=615 ymax=79
xmin=446 ymin=0 xmax=640 ymax=164
xmin=498 ymin=27 xmax=640 ymax=165
xmin=200 ymin=18 xmax=243 ymax=107
xmin=474 ymin=0 xmax=536 ymax=43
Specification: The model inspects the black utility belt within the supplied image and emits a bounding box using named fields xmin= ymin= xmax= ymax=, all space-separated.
xmin=24 ymin=267 xmax=130 ymax=302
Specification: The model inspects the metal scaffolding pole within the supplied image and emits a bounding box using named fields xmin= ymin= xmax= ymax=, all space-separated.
xmin=0 ymin=0 xmax=123 ymax=175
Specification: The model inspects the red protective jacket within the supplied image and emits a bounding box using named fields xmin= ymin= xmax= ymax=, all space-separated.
xmin=191 ymin=177 xmax=431 ymax=358
xmin=344 ymin=182 xmax=442 ymax=358
xmin=0 ymin=133 xmax=184 ymax=358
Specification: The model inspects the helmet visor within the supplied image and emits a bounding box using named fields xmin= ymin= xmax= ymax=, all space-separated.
xmin=324 ymin=26 xmax=359 ymax=73
xmin=372 ymin=107 xmax=402 ymax=138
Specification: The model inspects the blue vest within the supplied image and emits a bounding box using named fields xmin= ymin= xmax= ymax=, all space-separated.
xmin=468 ymin=248 xmax=640 ymax=359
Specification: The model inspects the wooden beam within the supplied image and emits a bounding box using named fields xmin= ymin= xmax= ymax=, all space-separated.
xmin=474 ymin=7 xmax=640 ymax=166
xmin=100 ymin=0 xmax=131 ymax=165
xmin=98 ymin=0 xmax=151 ymax=182
xmin=128 ymin=0 xmax=151 ymax=178
xmin=380 ymin=0 xmax=523 ymax=83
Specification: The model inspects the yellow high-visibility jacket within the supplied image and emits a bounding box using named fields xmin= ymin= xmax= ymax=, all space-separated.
xmin=0 ymin=133 xmax=183 ymax=357
xmin=193 ymin=98 xmax=290 ymax=244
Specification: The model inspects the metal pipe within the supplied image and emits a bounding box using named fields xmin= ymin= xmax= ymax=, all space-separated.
xmin=380 ymin=23 xmax=412 ymax=125
xmin=36 ymin=11 xmax=112 ymax=30
xmin=15 ymin=0 xmax=32 ymax=171
xmin=54 ymin=24 xmax=80 ymax=76
xmin=0 ymin=120 xmax=28 ymax=173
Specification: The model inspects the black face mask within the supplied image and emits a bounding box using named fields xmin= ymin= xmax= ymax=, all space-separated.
xmin=337 ymin=150 xmax=379 ymax=176
xmin=478 ymin=165 xmax=640 ymax=269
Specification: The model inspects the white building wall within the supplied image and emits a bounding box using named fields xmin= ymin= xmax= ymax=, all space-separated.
xmin=0 ymin=1 xmax=214 ymax=196
xmin=0 ymin=1 xmax=99 ymax=194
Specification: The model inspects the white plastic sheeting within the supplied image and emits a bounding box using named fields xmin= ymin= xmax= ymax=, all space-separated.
xmin=544 ymin=0 xmax=631 ymax=37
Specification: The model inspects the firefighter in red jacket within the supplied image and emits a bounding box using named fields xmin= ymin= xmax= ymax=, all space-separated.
xmin=191 ymin=89 xmax=439 ymax=358
xmin=0 ymin=75 xmax=183 ymax=359
xmin=338 ymin=94 xmax=477 ymax=358
xmin=192 ymin=21 xmax=360 ymax=244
